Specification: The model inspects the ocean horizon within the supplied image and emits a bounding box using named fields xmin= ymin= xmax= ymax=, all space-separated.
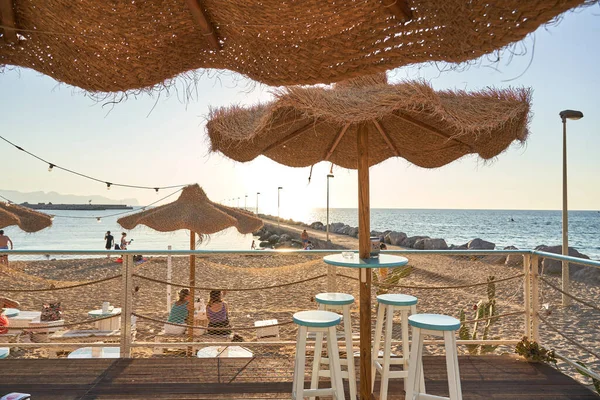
xmin=2 ymin=208 xmax=598 ymax=260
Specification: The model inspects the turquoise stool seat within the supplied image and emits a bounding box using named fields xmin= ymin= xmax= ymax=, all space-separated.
xmin=408 ymin=314 xmax=461 ymax=331
xmin=0 ymin=347 xmax=9 ymax=359
xmin=376 ymin=293 xmax=418 ymax=307
xmin=315 ymin=292 xmax=355 ymax=306
xmin=293 ymin=310 xmax=341 ymax=328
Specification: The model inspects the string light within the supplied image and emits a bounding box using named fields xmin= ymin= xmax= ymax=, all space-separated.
xmin=0 ymin=135 xmax=188 ymax=191
xmin=96 ymin=217 xmax=101 ymax=222
xmin=106 ymin=182 xmax=112 ymax=190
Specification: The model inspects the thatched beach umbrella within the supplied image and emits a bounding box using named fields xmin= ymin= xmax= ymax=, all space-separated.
xmin=205 ymin=74 xmax=532 ymax=398
xmin=0 ymin=0 xmax=592 ymax=93
xmin=0 ymin=202 xmax=52 ymax=232
xmin=117 ymin=184 xmax=263 ymax=339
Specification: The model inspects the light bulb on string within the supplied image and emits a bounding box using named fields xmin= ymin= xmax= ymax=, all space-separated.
xmin=154 ymin=188 xmax=159 ymax=194
xmin=48 ymin=164 xmax=54 ymax=172
xmin=106 ymin=182 xmax=112 ymax=190
xmin=97 ymin=217 xmax=101 ymax=223
xmin=50 ymin=216 xmax=55 ymax=221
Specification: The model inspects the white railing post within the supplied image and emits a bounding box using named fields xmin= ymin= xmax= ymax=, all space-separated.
xmin=531 ymin=254 xmax=540 ymax=343
xmin=523 ymin=253 xmax=531 ymax=340
xmin=327 ymin=265 xmax=337 ymax=292
xmin=120 ymin=254 xmax=133 ymax=357
xmin=167 ymin=245 xmax=172 ymax=313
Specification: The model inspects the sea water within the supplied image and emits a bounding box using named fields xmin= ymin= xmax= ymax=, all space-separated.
xmin=3 ymin=208 xmax=599 ymax=260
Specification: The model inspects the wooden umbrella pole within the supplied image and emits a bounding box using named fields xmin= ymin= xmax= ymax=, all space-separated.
xmin=188 ymin=231 xmax=196 ymax=348
xmin=357 ymin=122 xmax=372 ymax=399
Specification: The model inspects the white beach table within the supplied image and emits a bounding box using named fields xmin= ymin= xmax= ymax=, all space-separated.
xmin=88 ymin=308 xmax=121 ymax=331
xmin=197 ymin=346 xmax=255 ymax=383
xmin=68 ymin=346 xmax=120 ymax=359
xmin=1 ymin=308 xmax=19 ymax=318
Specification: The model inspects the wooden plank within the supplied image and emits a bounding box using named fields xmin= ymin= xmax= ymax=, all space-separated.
xmin=373 ymin=119 xmax=401 ymax=157
xmin=381 ymin=0 xmax=413 ymax=22
xmin=0 ymin=0 xmax=17 ymax=44
xmin=394 ymin=111 xmax=475 ymax=151
xmin=356 ymin=122 xmax=372 ymax=400
xmin=324 ymin=123 xmax=350 ymax=161
xmin=263 ymin=120 xmax=322 ymax=153
xmin=184 ymin=0 xmax=221 ymax=50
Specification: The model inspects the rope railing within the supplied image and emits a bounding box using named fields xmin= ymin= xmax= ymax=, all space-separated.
xmin=537 ymin=313 xmax=600 ymax=360
xmin=338 ymin=272 xmax=525 ymax=290
xmin=132 ymin=273 xmax=327 ymax=291
xmin=538 ymin=276 xmax=600 ymax=313
xmin=23 ymin=312 xmax=122 ymax=330
xmin=462 ymin=310 xmax=524 ymax=325
xmin=0 ymin=274 xmax=122 ymax=292
xmin=132 ymin=312 xmax=294 ymax=331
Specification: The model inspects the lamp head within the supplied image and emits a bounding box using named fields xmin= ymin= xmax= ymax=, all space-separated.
xmin=560 ymin=110 xmax=583 ymax=121
xmin=278 ymin=186 xmax=283 ymax=190
xmin=327 ymin=174 xmax=334 ymax=178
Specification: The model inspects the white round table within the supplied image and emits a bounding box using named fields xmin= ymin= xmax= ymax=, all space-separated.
xmin=1 ymin=308 xmax=19 ymax=318
xmin=323 ymin=253 xmax=408 ymax=269
xmin=88 ymin=308 xmax=121 ymax=331
xmin=197 ymin=346 xmax=253 ymax=359
xmin=68 ymin=346 xmax=120 ymax=359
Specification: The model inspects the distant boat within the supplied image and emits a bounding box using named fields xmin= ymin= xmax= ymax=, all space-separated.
xmin=509 ymin=217 xmax=515 ymax=222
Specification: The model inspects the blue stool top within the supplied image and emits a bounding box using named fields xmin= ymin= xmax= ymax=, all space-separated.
xmin=315 ymin=293 xmax=355 ymax=306
xmin=0 ymin=347 xmax=9 ymax=359
xmin=377 ymin=293 xmax=418 ymax=306
xmin=293 ymin=310 xmax=341 ymax=328
xmin=408 ymin=314 xmax=460 ymax=331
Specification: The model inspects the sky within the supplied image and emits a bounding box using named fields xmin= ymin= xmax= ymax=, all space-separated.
xmin=1 ymin=8 xmax=599 ymax=220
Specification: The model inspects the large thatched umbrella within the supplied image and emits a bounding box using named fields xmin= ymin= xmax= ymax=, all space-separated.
xmin=205 ymin=74 xmax=532 ymax=398
xmin=0 ymin=202 xmax=53 ymax=232
xmin=118 ymin=184 xmax=263 ymax=339
xmin=0 ymin=0 xmax=592 ymax=93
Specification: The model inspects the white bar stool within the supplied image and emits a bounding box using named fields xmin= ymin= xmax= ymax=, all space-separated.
xmin=405 ymin=314 xmax=463 ymax=400
xmin=372 ymin=293 xmax=418 ymax=400
xmin=292 ymin=310 xmax=345 ymax=400
xmin=311 ymin=293 xmax=357 ymax=400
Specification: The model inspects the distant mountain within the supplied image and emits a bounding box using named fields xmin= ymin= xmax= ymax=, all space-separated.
xmin=0 ymin=190 xmax=139 ymax=206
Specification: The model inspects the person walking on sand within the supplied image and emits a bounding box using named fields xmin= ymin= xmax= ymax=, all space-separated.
xmin=120 ymin=232 xmax=132 ymax=250
xmin=301 ymin=229 xmax=309 ymax=248
xmin=104 ymin=231 xmax=114 ymax=258
xmin=0 ymin=230 xmax=13 ymax=266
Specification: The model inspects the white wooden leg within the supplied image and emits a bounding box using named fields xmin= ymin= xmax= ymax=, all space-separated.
xmin=452 ymin=333 xmax=463 ymax=400
xmin=405 ymin=327 xmax=422 ymax=400
xmin=444 ymin=331 xmax=460 ymax=400
xmin=343 ymin=305 xmax=357 ymax=400
xmin=379 ymin=305 xmax=394 ymax=400
xmin=328 ymin=326 xmax=346 ymax=400
xmin=294 ymin=326 xmax=308 ymax=399
xmin=310 ymin=331 xmax=324 ymax=400
xmin=372 ymin=303 xmax=385 ymax=391
xmin=409 ymin=305 xmax=425 ymax=393
xmin=401 ymin=309 xmax=409 ymax=368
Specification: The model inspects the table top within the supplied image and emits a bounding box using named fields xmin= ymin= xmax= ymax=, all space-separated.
xmin=68 ymin=346 xmax=120 ymax=359
xmin=323 ymin=254 xmax=408 ymax=269
xmin=197 ymin=346 xmax=254 ymax=359
xmin=1 ymin=308 xmax=19 ymax=318
xmin=88 ymin=308 xmax=121 ymax=317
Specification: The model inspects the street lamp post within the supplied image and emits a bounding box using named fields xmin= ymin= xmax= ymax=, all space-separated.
xmin=326 ymin=174 xmax=334 ymax=243
xmin=559 ymin=109 xmax=583 ymax=307
xmin=245 ymin=195 xmax=248 ymax=211
xmin=277 ymin=187 xmax=283 ymax=228
xmin=237 ymin=197 xmax=240 ymax=208
xmin=256 ymin=192 xmax=260 ymax=215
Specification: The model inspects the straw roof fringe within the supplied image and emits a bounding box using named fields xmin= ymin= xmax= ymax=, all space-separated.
xmin=0 ymin=0 xmax=595 ymax=94
xmin=117 ymin=184 xmax=263 ymax=235
xmin=0 ymin=202 xmax=53 ymax=232
xmin=207 ymin=79 xmax=532 ymax=169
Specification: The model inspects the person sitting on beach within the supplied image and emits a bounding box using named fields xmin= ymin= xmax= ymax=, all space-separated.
xmin=206 ymin=290 xmax=231 ymax=336
xmin=165 ymin=288 xmax=191 ymax=335
xmin=304 ymin=240 xmax=314 ymax=250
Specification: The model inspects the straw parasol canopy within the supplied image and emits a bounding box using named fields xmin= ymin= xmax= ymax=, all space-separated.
xmin=0 ymin=202 xmax=52 ymax=232
xmin=117 ymin=184 xmax=263 ymax=235
xmin=207 ymin=74 xmax=532 ymax=169
xmin=117 ymin=184 xmax=263 ymax=342
xmin=0 ymin=0 xmax=593 ymax=93
xmin=205 ymin=74 xmax=532 ymax=399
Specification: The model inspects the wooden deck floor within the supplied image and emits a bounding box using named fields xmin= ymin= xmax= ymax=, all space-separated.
xmin=0 ymin=355 xmax=597 ymax=399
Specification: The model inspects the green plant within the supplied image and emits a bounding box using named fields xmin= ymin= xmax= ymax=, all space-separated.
xmin=515 ymin=337 xmax=557 ymax=364
xmin=575 ymin=361 xmax=600 ymax=394
xmin=373 ymin=266 xmax=412 ymax=295
xmin=458 ymin=276 xmax=499 ymax=355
